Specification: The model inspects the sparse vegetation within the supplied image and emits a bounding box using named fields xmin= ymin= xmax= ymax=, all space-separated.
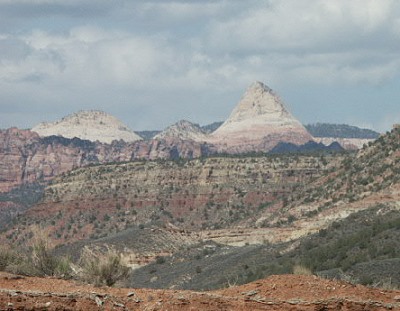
xmin=30 ymin=227 xmax=60 ymax=276
xmin=292 ymin=264 xmax=313 ymax=276
xmin=78 ymin=247 xmax=130 ymax=287
xmin=0 ymin=246 xmax=20 ymax=271
xmin=0 ymin=227 xmax=73 ymax=278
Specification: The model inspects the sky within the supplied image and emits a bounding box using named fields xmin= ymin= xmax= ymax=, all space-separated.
xmin=0 ymin=0 xmax=399 ymax=132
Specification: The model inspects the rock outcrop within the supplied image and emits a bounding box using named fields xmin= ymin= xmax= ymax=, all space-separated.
xmin=32 ymin=110 xmax=142 ymax=144
xmin=154 ymin=120 xmax=208 ymax=142
xmin=209 ymin=82 xmax=313 ymax=152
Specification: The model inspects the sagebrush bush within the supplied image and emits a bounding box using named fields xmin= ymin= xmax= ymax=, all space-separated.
xmin=5 ymin=227 xmax=74 ymax=278
xmin=29 ymin=226 xmax=67 ymax=277
xmin=0 ymin=246 xmax=20 ymax=271
xmin=292 ymin=264 xmax=313 ymax=276
xmin=78 ymin=247 xmax=130 ymax=287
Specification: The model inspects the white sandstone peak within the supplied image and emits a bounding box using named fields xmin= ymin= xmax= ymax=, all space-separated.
xmin=32 ymin=110 xmax=142 ymax=144
xmin=222 ymin=81 xmax=292 ymax=125
xmin=210 ymin=81 xmax=313 ymax=151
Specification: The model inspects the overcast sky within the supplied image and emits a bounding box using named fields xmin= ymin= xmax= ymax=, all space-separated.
xmin=0 ymin=0 xmax=399 ymax=132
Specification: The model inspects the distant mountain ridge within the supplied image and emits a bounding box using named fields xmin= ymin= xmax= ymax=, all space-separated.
xmin=138 ymin=122 xmax=379 ymax=141
xmin=305 ymin=123 xmax=379 ymax=139
xmin=269 ymin=141 xmax=343 ymax=154
xmin=28 ymin=83 xmax=379 ymax=150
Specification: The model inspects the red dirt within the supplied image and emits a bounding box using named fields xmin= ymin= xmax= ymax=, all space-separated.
xmin=0 ymin=272 xmax=399 ymax=310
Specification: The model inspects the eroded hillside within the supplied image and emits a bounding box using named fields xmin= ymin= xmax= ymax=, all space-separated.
xmin=251 ymin=126 xmax=400 ymax=233
xmin=3 ymin=155 xmax=337 ymax=247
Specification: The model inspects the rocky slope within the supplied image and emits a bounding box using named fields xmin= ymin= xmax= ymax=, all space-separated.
xmin=32 ymin=110 xmax=142 ymax=144
xmin=209 ymin=82 xmax=313 ymax=153
xmin=133 ymin=204 xmax=400 ymax=290
xmin=154 ymin=120 xmax=208 ymax=142
xmin=126 ymin=127 xmax=400 ymax=290
xmin=209 ymin=125 xmax=400 ymax=245
xmin=282 ymin=125 xmax=400 ymax=218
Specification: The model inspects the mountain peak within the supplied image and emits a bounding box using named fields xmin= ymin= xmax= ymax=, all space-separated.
xmin=32 ymin=110 xmax=142 ymax=144
xmin=154 ymin=120 xmax=208 ymax=142
xmin=210 ymin=81 xmax=313 ymax=152
xmin=226 ymin=81 xmax=290 ymax=123
xmin=249 ymin=81 xmax=273 ymax=92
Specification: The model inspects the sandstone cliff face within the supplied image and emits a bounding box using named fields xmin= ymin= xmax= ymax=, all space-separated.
xmin=32 ymin=110 xmax=142 ymax=144
xmin=209 ymin=82 xmax=313 ymax=152
xmin=0 ymin=128 xmax=96 ymax=192
xmin=0 ymin=128 xmax=214 ymax=192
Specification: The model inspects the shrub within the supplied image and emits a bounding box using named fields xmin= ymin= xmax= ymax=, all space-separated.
xmin=0 ymin=246 xmax=20 ymax=271
xmin=54 ymin=256 xmax=74 ymax=279
xmin=8 ymin=227 xmax=74 ymax=278
xmin=0 ymin=227 xmax=72 ymax=278
xmin=292 ymin=264 xmax=313 ymax=276
xmin=78 ymin=247 xmax=130 ymax=287
xmin=5 ymin=260 xmax=38 ymax=276
xmin=30 ymin=227 xmax=59 ymax=276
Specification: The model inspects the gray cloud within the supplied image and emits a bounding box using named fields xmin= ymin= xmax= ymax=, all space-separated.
xmin=0 ymin=0 xmax=399 ymax=132
xmin=0 ymin=0 xmax=118 ymax=18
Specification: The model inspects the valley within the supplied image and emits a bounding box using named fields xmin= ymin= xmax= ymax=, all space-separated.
xmin=1 ymin=127 xmax=399 ymax=292
xmin=0 ymin=82 xmax=398 ymax=310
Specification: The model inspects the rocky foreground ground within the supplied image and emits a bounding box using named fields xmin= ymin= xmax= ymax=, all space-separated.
xmin=0 ymin=272 xmax=399 ymax=310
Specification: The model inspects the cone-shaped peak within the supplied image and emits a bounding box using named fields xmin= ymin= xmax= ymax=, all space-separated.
xmin=248 ymin=81 xmax=273 ymax=93
xmin=210 ymin=81 xmax=313 ymax=151
xmin=223 ymin=81 xmax=291 ymax=124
